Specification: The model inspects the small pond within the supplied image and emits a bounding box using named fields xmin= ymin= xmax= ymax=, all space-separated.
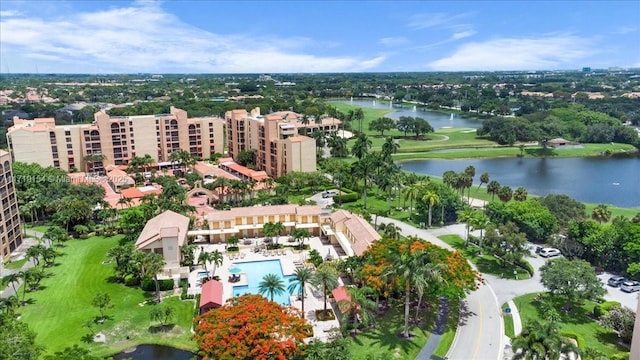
xmin=113 ymin=344 xmax=199 ymax=360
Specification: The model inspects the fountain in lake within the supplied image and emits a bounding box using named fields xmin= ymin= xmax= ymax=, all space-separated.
xmin=373 ymin=100 xmax=376 ymax=107
xmin=412 ymin=105 xmax=417 ymax=112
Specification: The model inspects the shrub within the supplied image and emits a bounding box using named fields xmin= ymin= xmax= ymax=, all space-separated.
xmin=559 ymin=331 xmax=585 ymax=348
xmin=335 ymin=190 xmax=359 ymax=204
xmin=515 ymin=258 xmax=534 ymax=276
xmin=315 ymin=309 xmax=336 ymax=321
xmin=593 ymin=300 xmax=621 ymax=319
xmin=141 ymin=277 xmax=174 ymax=292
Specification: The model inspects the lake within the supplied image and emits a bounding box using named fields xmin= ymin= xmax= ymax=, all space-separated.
xmin=113 ymin=344 xmax=199 ymax=360
xmin=333 ymin=99 xmax=484 ymax=129
xmin=399 ymin=156 xmax=640 ymax=208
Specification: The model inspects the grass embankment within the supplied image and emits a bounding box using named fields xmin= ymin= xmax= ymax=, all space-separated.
xmin=432 ymin=300 xmax=460 ymax=358
xmin=347 ymin=301 xmax=435 ymax=360
xmin=512 ymin=293 xmax=629 ymax=357
xmin=501 ymin=303 xmax=515 ymax=338
xmin=18 ymin=235 xmax=197 ymax=357
xmin=438 ymin=235 xmax=531 ymax=280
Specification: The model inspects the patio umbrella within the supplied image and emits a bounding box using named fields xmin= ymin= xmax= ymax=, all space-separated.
xmin=229 ymin=266 xmax=242 ymax=274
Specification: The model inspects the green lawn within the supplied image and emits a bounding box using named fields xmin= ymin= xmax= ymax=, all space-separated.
xmin=347 ymin=301 xmax=435 ymax=360
xmin=432 ymin=299 xmax=460 ymax=358
xmin=17 ymin=235 xmax=197 ymax=357
xmin=25 ymin=225 xmax=50 ymax=234
xmin=438 ymin=235 xmax=531 ymax=280
xmin=501 ymin=303 xmax=515 ymax=338
xmin=512 ymin=293 xmax=629 ymax=357
xmin=4 ymin=257 xmax=28 ymax=270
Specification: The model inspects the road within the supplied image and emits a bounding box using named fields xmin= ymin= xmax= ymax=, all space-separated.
xmin=377 ymin=217 xmax=504 ymax=360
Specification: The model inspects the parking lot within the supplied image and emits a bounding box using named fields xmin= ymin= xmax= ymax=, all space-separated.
xmin=599 ymin=272 xmax=639 ymax=310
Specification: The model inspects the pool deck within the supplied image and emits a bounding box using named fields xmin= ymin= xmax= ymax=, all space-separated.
xmin=188 ymin=237 xmax=343 ymax=341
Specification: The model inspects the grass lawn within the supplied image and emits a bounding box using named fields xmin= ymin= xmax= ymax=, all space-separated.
xmin=4 ymin=257 xmax=28 ymax=270
xmin=501 ymin=302 xmax=515 ymax=338
xmin=17 ymin=235 xmax=197 ymax=357
xmin=347 ymin=301 xmax=435 ymax=360
xmin=438 ymin=235 xmax=531 ymax=280
xmin=25 ymin=225 xmax=50 ymax=234
xmin=432 ymin=299 xmax=460 ymax=358
xmin=512 ymin=293 xmax=629 ymax=357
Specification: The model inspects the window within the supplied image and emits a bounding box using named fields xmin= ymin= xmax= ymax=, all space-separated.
xmin=66 ymin=144 xmax=72 ymax=149
xmin=65 ymin=131 xmax=70 ymax=136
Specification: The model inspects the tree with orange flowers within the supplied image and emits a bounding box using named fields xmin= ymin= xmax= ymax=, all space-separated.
xmin=194 ymin=294 xmax=310 ymax=360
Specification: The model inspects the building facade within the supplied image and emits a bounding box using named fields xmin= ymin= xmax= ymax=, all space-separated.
xmin=7 ymin=107 xmax=225 ymax=173
xmin=226 ymin=108 xmax=339 ymax=177
xmin=0 ymin=150 xmax=22 ymax=261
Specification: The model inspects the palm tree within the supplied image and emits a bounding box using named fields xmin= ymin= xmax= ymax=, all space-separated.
xmin=403 ymin=181 xmax=424 ymax=220
xmin=470 ymin=211 xmax=490 ymax=253
xmin=351 ymin=154 xmax=377 ymax=210
xmin=464 ymin=165 xmax=476 ymax=200
xmin=513 ymin=187 xmax=528 ymax=201
xmin=591 ymin=204 xmax=612 ymax=223
xmin=498 ymin=186 xmax=513 ymax=202
xmin=311 ymin=264 xmax=339 ymax=316
xmin=478 ymin=172 xmax=490 ymax=190
xmin=413 ymin=263 xmax=444 ymax=323
xmin=143 ymin=252 xmax=166 ymax=302
xmin=381 ymin=223 xmax=401 ymax=240
xmin=457 ymin=207 xmax=474 ymax=245
xmin=180 ymin=243 xmax=198 ymax=267
xmin=272 ymin=221 xmax=285 ymax=245
xmin=380 ymin=136 xmax=400 ymax=160
xmin=4 ymin=272 xmax=21 ymax=296
xmin=354 ymin=108 xmax=365 ymax=132
xmin=288 ymin=266 xmax=314 ymax=318
xmin=339 ymin=286 xmax=377 ymax=328
xmin=442 ymin=170 xmax=457 ymax=189
xmin=351 ymin=133 xmax=372 ymax=160
xmin=212 ymin=177 xmax=231 ymax=204
xmin=487 ymin=180 xmax=501 ymax=201
xmin=386 ymin=236 xmax=433 ymax=338
xmin=512 ymin=321 xmax=579 ymax=360
xmin=258 ymin=273 xmax=285 ymax=302
xmin=422 ymin=191 xmax=440 ymax=228
xmin=0 ymin=295 xmax=20 ymax=315
xmin=26 ymin=245 xmax=44 ymax=267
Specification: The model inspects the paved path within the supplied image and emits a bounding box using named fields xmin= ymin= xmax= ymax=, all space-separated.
xmin=1 ymin=229 xmax=44 ymax=298
xmin=377 ymin=217 xmax=504 ymax=360
xmin=507 ymin=300 xmax=522 ymax=336
xmin=415 ymin=297 xmax=449 ymax=360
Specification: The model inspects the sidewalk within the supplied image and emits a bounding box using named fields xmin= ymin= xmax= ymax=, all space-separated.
xmin=1 ymin=229 xmax=44 ymax=298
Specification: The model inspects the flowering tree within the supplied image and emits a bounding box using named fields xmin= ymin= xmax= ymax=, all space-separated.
xmin=194 ymin=294 xmax=310 ymax=359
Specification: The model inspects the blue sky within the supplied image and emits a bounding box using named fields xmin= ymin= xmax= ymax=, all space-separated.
xmin=1 ymin=0 xmax=639 ymax=73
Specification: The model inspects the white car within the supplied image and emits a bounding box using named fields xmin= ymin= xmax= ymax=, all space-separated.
xmin=539 ymin=248 xmax=561 ymax=258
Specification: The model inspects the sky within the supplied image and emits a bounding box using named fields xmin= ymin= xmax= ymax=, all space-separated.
xmin=0 ymin=0 xmax=639 ymax=74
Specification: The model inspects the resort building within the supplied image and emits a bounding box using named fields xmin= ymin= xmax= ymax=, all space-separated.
xmin=225 ymin=108 xmax=340 ymax=177
xmin=190 ymin=204 xmax=323 ymax=243
xmin=323 ymin=210 xmax=382 ymax=257
xmin=0 ymin=150 xmax=22 ymax=261
xmin=135 ymin=210 xmax=190 ymax=277
xmin=6 ymin=106 xmax=225 ymax=174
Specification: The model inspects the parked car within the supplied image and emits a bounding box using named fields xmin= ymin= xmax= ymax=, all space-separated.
xmin=539 ymin=248 xmax=561 ymax=258
xmin=608 ymin=275 xmax=628 ymax=287
xmin=620 ymin=280 xmax=640 ymax=293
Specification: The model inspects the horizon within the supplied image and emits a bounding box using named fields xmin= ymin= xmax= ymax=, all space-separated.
xmin=1 ymin=1 xmax=639 ymax=74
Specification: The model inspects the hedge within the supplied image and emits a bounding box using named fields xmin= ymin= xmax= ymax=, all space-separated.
xmin=593 ymin=300 xmax=621 ymax=319
xmin=141 ymin=277 xmax=175 ymax=292
xmin=335 ymin=189 xmax=359 ymax=203
xmin=515 ymin=258 xmax=534 ymax=276
xmin=559 ymin=331 xmax=585 ymax=348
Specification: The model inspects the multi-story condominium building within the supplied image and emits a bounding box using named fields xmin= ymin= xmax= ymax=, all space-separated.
xmin=0 ymin=150 xmax=22 ymax=261
xmin=225 ymin=108 xmax=340 ymax=177
xmin=6 ymin=107 xmax=225 ymax=173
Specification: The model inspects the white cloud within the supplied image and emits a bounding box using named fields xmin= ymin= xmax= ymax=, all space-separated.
xmin=0 ymin=3 xmax=382 ymax=73
xmin=614 ymin=25 xmax=638 ymax=34
xmin=428 ymin=35 xmax=596 ymax=71
xmin=452 ymin=30 xmax=477 ymax=40
xmin=407 ymin=13 xmax=471 ymax=30
xmin=379 ymin=37 xmax=410 ymax=46
xmin=0 ymin=10 xmax=21 ymax=17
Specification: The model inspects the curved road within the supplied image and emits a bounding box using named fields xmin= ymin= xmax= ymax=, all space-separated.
xmin=377 ymin=217 xmax=504 ymax=360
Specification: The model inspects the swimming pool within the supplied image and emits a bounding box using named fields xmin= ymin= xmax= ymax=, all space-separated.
xmin=197 ymin=271 xmax=208 ymax=280
xmin=232 ymin=260 xmax=296 ymax=306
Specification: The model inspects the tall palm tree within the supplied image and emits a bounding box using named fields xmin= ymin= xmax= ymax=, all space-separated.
xmin=288 ymin=266 xmax=314 ymax=318
xmin=351 ymin=133 xmax=372 ymax=160
xmin=381 ymin=223 xmax=401 ymax=240
xmin=380 ymin=136 xmax=400 ymax=160
xmin=354 ymin=108 xmax=365 ymax=132
xmin=351 ymin=154 xmax=377 ymax=210
xmin=311 ymin=264 xmax=339 ymax=316
xmin=143 ymin=252 xmax=166 ymax=302
xmin=386 ymin=236 xmax=432 ymax=338
xmin=457 ymin=208 xmax=474 ymax=245
xmin=4 ymin=272 xmax=21 ymax=296
xmin=512 ymin=321 xmax=579 ymax=360
xmin=209 ymin=250 xmax=224 ymax=278
xmin=478 ymin=172 xmax=490 ymax=190
xmin=403 ymin=181 xmax=424 ymax=220
xmin=413 ymin=263 xmax=444 ymax=323
xmin=470 ymin=211 xmax=490 ymax=252
xmin=272 ymin=221 xmax=285 ymax=245
xmin=422 ymin=191 xmax=440 ymax=228
xmin=258 ymin=273 xmax=285 ymax=302
xmin=487 ymin=180 xmax=501 ymax=201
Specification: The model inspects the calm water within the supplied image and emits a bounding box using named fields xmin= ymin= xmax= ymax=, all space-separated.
xmin=232 ymin=259 xmax=295 ymax=305
xmin=334 ymin=99 xmax=484 ymax=129
xmin=113 ymin=345 xmax=198 ymax=360
xmin=399 ymin=157 xmax=640 ymax=208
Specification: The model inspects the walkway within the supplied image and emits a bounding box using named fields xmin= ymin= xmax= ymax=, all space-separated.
xmin=1 ymin=229 xmax=44 ymax=298
xmin=376 ymin=217 xmax=504 ymax=360
xmin=415 ymin=297 xmax=449 ymax=360
xmin=506 ymin=300 xmax=522 ymax=336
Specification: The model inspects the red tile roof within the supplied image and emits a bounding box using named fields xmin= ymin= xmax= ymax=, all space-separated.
xmin=200 ymin=280 xmax=223 ymax=312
